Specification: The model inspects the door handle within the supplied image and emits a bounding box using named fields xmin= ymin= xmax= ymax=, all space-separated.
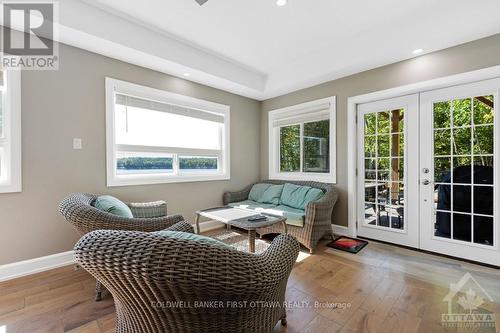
xmin=421 ymin=179 xmax=431 ymax=185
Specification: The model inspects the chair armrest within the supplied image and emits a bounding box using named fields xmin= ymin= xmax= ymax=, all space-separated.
xmin=222 ymin=184 xmax=253 ymax=205
xmin=75 ymin=230 xmax=299 ymax=297
xmin=305 ymin=188 xmax=338 ymax=226
xmin=127 ymin=200 xmax=167 ymax=218
xmin=260 ymin=234 xmax=300 ymax=277
xmin=162 ymin=221 xmax=194 ymax=233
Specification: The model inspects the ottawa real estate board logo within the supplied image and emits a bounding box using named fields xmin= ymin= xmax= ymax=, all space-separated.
xmin=442 ymin=272 xmax=496 ymax=329
xmin=1 ymin=1 xmax=59 ymax=70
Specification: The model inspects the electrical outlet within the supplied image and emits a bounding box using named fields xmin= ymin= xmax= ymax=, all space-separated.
xmin=73 ymin=138 xmax=82 ymax=150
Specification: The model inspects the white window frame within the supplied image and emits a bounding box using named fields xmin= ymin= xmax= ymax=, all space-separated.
xmin=105 ymin=78 xmax=230 ymax=187
xmin=0 ymin=70 xmax=22 ymax=193
xmin=268 ymin=96 xmax=336 ymax=183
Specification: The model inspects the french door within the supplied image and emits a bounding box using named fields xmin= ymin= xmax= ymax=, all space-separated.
xmin=357 ymin=94 xmax=419 ymax=248
xmin=420 ymin=79 xmax=500 ymax=266
xmin=357 ymin=79 xmax=500 ymax=266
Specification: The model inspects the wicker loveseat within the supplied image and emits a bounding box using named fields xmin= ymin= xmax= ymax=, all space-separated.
xmin=74 ymin=221 xmax=300 ymax=333
xmin=59 ymin=193 xmax=184 ymax=300
xmin=223 ymin=180 xmax=337 ymax=253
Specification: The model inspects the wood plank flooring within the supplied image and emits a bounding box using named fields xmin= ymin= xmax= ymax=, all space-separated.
xmin=1 ymin=229 xmax=500 ymax=333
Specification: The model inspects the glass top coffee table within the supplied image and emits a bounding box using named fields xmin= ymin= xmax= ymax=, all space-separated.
xmin=195 ymin=206 xmax=288 ymax=253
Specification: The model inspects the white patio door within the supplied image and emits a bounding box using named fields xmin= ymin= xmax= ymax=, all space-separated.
xmin=357 ymin=94 xmax=420 ymax=248
xmin=420 ymin=79 xmax=500 ymax=266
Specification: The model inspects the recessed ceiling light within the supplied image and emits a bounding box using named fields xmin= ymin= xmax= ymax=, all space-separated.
xmin=413 ymin=48 xmax=423 ymax=55
xmin=183 ymin=73 xmax=191 ymax=77
xmin=276 ymin=0 xmax=287 ymax=6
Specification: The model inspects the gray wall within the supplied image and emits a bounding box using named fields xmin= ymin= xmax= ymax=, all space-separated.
xmin=261 ymin=34 xmax=500 ymax=227
xmin=0 ymin=43 xmax=261 ymax=264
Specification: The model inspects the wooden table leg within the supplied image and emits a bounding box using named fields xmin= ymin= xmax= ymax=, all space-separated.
xmin=248 ymin=230 xmax=256 ymax=253
xmin=195 ymin=214 xmax=200 ymax=234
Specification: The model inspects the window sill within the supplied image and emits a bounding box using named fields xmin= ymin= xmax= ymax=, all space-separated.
xmin=269 ymin=172 xmax=336 ymax=184
xmin=107 ymin=173 xmax=230 ymax=187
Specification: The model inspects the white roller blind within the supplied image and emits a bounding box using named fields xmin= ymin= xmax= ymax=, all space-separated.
xmin=272 ymin=103 xmax=330 ymax=127
xmin=116 ymin=93 xmax=224 ymax=124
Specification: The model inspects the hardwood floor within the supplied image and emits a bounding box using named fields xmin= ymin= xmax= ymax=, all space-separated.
xmin=1 ymin=229 xmax=499 ymax=333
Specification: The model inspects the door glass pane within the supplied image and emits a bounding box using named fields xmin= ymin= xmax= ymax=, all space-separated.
xmin=377 ymin=134 xmax=390 ymax=157
xmin=377 ymin=111 xmax=390 ymax=133
xmin=473 ymin=156 xmax=493 ymax=185
xmin=473 ymin=186 xmax=493 ymax=215
xmin=280 ymin=125 xmax=300 ymax=172
xmin=434 ymin=129 xmax=451 ymax=156
xmin=452 ymin=128 xmax=471 ymax=155
xmin=473 ymin=216 xmax=493 ymax=246
xmin=435 ymin=211 xmax=451 ymax=239
xmin=452 ymin=157 xmax=471 ymax=184
xmin=303 ymin=120 xmax=329 ymax=173
xmin=432 ymin=96 xmax=495 ymax=246
xmin=473 ymin=95 xmax=494 ymax=125
xmin=434 ymin=101 xmax=451 ymax=128
xmin=362 ymin=109 xmax=406 ymax=230
xmin=364 ymin=113 xmax=376 ymax=135
xmin=453 ymin=213 xmax=472 ymax=242
xmin=452 ymin=98 xmax=472 ymax=127
xmin=473 ymin=126 xmax=493 ymax=155
xmin=434 ymin=157 xmax=451 ymax=183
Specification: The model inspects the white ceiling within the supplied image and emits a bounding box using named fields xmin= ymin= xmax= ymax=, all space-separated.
xmin=30 ymin=0 xmax=500 ymax=99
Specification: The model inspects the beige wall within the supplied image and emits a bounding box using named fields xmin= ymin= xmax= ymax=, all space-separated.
xmin=3 ymin=33 xmax=500 ymax=264
xmin=261 ymin=34 xmax=500 ymax=227
xmin=0 ymin=43 xmax=261 ymax=264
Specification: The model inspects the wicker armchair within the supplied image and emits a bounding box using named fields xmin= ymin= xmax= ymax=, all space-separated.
xmin=223 ymin=180 xmax=338 ymax=253
xmin=59 ymin=193 xmax=184 ymax=300
xmin=74 ymin=221 xmax=300 ymax=333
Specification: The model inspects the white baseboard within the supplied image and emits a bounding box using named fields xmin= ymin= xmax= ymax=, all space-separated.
xmin=332 ymin=224 xmax=350 ymax=236
xmin=0 ymin=251 xmax=75 ymax=282
xmin=0 ymin=221 xmax=229 ymax=283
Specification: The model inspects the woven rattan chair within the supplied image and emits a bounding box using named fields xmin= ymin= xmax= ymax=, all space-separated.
xmin=74 ymin=221 xmax=300 ymax=333
xmin=59 ymin=193 xmax=184 ymax=301
xmin=223 ymin=180 xmax=338 ymax=253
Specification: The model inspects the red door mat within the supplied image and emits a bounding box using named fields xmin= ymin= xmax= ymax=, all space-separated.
xmin=326 ymin=236 xmax=368 ymax=254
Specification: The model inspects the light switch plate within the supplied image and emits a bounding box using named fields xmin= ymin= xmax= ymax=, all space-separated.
xmin=73 ymin=138 xmax=82 ymax=150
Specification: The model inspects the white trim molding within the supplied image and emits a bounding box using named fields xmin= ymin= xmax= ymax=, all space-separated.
xmin=0 ymin=70 xmax=22 ymax=194
xmin=347 ymin=65 xmax=500 ymax=241
xmin=332 ymin=224 xmax=350 ymax=237
xmin=268 ymin=96 xmax=337 ymax=184
xmin=105 ymin=77 xmax=231 ymax=187
xmin=0 ymin=251 xmax=74 ymax=282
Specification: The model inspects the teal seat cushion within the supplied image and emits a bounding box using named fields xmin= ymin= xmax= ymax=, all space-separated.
xmin=156 ymin=230 xmax=231 ymax=249
xmin=280 ymin=183 xmax=324 ymax=210
xmin=94 ymin=195 xmax=133 ymax=218
xmin=248 ymin=183 xmax=272 ymax=202
xmin=228 ymin=200 xmax=277 ymax=210
xmin=259 ymin=184 xmax=284 ymax=205
xmin=275 ymin=205 xmax=306 ymax=227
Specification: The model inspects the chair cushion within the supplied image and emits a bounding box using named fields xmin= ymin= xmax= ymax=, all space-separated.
xmin=228 ymin=200 xmax=277 ymax=210
xmin=269 ymin=205 xmax=306 ymax=227
xmin=259 ymin=184 xmax=284 ymax=205
xmin=94 ymin=195 xmax=133 ymax=218
xmin=156 ymin=230 xmax=231 ymax=249
xmin=248 ymin=183 xmax=272 ymax=202
xmin=280 ymin=183 xmax=324 ymax=210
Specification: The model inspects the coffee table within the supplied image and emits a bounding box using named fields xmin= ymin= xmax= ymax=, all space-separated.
xmin=195 ymin=206 xmax=288 ymax=253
